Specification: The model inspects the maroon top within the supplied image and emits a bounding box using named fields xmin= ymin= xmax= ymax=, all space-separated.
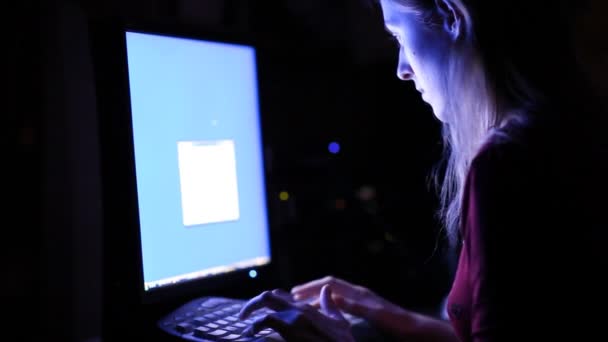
xmin=446 ymin=121 xmax=607 ymax=341
xmin=446 ymin=140 xmax=501 ymax=341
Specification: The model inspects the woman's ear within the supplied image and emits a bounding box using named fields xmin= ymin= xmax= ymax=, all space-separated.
xmin=435 ymin=0 xmax=465 ymax=40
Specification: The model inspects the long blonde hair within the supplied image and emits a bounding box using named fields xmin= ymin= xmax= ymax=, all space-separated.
xmin=386 ymin=0 xmax=529 ymax=245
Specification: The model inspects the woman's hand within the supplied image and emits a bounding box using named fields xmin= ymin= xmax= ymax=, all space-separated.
xmin=291 ymin=276 xmax=394 ymax=322
xmin=291 ymin=276 xmax=459 ymax=342
xmin=291 ymin=276 xmax=418 ymax=337
xmin=238 ymin=285 xmax=355 ymax=342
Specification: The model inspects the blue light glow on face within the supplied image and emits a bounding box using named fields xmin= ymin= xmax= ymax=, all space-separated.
xmin=381 ymin=0 xmax=455 ymax=122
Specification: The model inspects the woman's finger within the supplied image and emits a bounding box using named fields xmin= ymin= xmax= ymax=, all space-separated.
xmin=241 ymin=312 xmax=289 ymax=337
xmin=272 ymin=288 xmax=296 ymax=302
xmin=320 ymin=285 xmax=345 ymax=320
xmin=238 ymin=290 xmax=292 ymax=320
xmin=332 ymin=295 xmax=373 ymax=318
xmin=242 ymin=310 xmax=320 ymax=340
xmin=291 ymin=276 xmax=361 ymax=300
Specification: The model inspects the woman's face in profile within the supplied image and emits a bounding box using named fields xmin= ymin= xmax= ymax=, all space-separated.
xmin=380 ymin=0 xmax=454 ymax=122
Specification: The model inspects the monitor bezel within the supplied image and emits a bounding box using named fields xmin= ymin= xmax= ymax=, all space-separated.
xmin=90 ymin=16 xmax=279 ymax=310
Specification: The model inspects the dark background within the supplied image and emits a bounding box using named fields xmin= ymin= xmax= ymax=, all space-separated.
xmin=6 ymin=0 xmax=607 ymax=341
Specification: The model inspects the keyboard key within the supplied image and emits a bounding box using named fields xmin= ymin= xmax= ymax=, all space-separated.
xmin=226 ymin=316 xmax=238 ymax=322
xmin=192 ymin=317 xmax=206 ymax=326
xmin=204 ymin=314 xmax=218 ymax=319
xmin=234 ymin=322 xmax=247 ymax=328
xmin=225 ymin=326 xmax=238 ymax=332
xmin=259 ymin=329 xmax=272 ymax=335
xmin=174 ymin=323 xmax=194 ymax=334
xmin=221 ymin=334 xmax=241 ymax=340
xmin=206 ymin=323 xmax=220 ymax=329
xmin=201 ymin=298 xmax=229 ymax=308
xmin=209 ymin=329 xmax=228 ymax=336
xmin=215 ymin=319 xmax=229 ymax=325
xmin=235 ymin=338 xmax=254 ymax=342
xmin=193 ymin=326 xmax=210 ymax=338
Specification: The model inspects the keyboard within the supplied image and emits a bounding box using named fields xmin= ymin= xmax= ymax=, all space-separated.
xmin=158 ymin=296 xmax=363 ymax=342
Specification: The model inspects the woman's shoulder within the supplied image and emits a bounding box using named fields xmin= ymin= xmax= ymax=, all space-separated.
xmin=471 ymin=118 xmax=539 ymax=175
xmin=473 ymin=110 xmax=608 ymax=183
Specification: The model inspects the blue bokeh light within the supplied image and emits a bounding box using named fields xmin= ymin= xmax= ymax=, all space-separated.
xmin=249 ymin=270 xmax=258 ymax=278
xmin=328 ymin=142 xmax=341 ymax=154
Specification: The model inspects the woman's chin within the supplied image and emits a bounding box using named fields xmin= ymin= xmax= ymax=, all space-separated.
xmin=433 ymin=115 xmax=446 ymax=123
xmin=430 ymin=106 xmax=446 ymax=123
xmin=429 ymin=102 xmax=449 ymax=123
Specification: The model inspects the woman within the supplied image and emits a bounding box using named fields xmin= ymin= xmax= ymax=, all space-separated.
xmin=238 ymin=0 xmax=608 ymax=340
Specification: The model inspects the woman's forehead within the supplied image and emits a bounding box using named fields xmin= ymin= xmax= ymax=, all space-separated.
xmin=381 ymin=1 xmax=421 ymax=26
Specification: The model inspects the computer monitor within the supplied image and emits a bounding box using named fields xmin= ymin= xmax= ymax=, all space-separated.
xmin=124 ymin=29 xmax=271 ymax=294
xmin=89 ymin=18 xmax=278 ymax=339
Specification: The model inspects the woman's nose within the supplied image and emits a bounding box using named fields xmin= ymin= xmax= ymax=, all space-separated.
xmin=396 ymin=49 xmax=414 ymax=81
xmin=397 ymin=62 xmax=414 ymax=81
